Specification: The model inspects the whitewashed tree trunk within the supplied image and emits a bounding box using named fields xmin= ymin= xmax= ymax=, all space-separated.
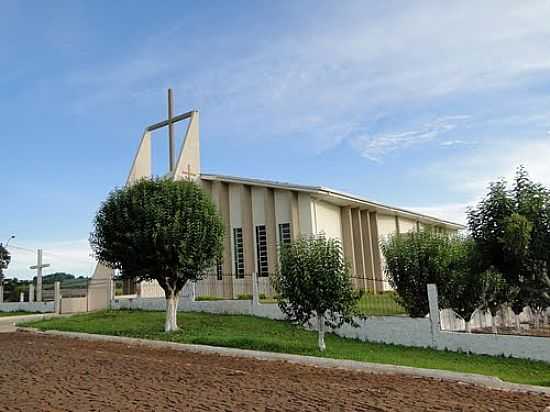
xmin=515 ymin=314 xmax=521 ymax=332
xmin=464 ymin=320 xmax=471 ymax=333
xmin=165 ymin=291 xmax=180 ymax=332
xmin=317 ymin=314 xmax=326 ymax=352
xmin=534 ymin=311 xmax=541 ymax=330
xmin=491 ymin=315 xmax=498 ymax=334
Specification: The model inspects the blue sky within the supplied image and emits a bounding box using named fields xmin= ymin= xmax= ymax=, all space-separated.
xmin=3 ymin=1 xmax=550 ymax=277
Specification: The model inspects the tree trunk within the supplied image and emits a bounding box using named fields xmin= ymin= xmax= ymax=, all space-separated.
xmin=491 ymin=315 xmax=498 ymax=334
xmin=515 ymin=314 xmax=521 ymax=332
xmin=534 ymin=311 xmax=541 ymax=330
xmin=165 ymin=291 xmax=180 ymax=332
xmin=317 ymin=314 xmax=326 ymax=352
xmin=464 ymin=320 xmax=471 ymax=333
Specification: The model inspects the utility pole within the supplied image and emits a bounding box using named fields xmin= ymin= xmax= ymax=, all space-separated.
xmin=30 ymin=249 xmax=50 ymax=302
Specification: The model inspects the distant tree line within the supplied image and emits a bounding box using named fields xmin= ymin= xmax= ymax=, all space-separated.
xmin=1 ymin=272 xmax=88 ymax=302
xmin=383 ymin=166 xmax=550 ymax=332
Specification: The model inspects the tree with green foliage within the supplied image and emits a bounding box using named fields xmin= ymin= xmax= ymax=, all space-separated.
xmin=90 ymin=178 xmax=224 ymax=332
xmin=382 ymin=231 xmax=458 ymax=318
xmin=273 ymin=236 xmax=361 ymax=352
xmin=0 ymin=243 xmax=10 ymax=283
xmin=479 ymin=269 xmax=510 ymax=333
xmin=468 ymin=166 xmax=550 ymax=329
xmin=443 ymin=238 xmax=487 ymax=333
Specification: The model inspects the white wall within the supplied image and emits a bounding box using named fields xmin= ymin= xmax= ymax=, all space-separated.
xmin=298 ymin=193 xmax=314 ymax=236
xmin=312 ymin=199 xmax=342 ymax=241
xmin=112 ymin=295 xmax=550 ymax=363
xmin=274 ymin=190 xmax=292 ymax=244
xmin=251 ymin=187 xmax=266 ymax=226
xmin=376 ymin=214 xmax=398 ymax=290
xmin=398 ymin=217 xmax=417 ymax=234
xmin=0 ymin=301 xmax=54 ymax=313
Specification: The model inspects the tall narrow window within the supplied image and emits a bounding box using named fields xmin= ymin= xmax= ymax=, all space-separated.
xmin=233 ymin=228 xmax=244 ymax=278
xmin=278 ymin=223 xmax=292 ymax=245
xmin=216 ymin=258 xmax=223 ymax=280
xmin=255 ymin=225 xmax=269 ymax=276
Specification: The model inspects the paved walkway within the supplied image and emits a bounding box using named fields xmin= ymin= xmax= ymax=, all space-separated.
xmin=0 ymin=313 xmax=53 ymax=333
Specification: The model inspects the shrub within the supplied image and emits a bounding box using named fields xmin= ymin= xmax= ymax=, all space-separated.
xmin=382 ymin=231 xmax=460 ymax=317
xmin=273 ymin=236 xmax=361 ymax=351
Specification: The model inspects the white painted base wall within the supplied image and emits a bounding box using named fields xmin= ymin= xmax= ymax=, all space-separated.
xmin=0 ymin=302 xmax=54 ymax=313
xmin=111 ymin=294 xmax=550 ymax=363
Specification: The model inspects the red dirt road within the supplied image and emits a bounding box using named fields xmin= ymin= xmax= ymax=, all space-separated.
xmin=0 ymin=332 xmax=548 ymax=411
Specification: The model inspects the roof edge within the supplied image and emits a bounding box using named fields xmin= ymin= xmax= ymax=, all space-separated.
xmin=200 ymin=173 xmax=465 ymax=229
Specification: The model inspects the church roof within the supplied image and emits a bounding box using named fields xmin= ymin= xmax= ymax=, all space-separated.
xmin=200 ymin=173 xmax=464 ymax=230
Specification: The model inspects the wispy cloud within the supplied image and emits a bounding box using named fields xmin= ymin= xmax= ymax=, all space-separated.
xmin=351 ymin=115 xmax=470 ymax=161
xmin=424 ymin=136 xmax=550 ymax=198
xmin=61 ymin=1 xmax=550 ymax=153
xmin=406 ymin=202 xmax=473 ymax=226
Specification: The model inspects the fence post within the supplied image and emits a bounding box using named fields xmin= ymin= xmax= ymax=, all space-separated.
xmin=252 ymin=272 xmax=259 ymax=306
xmin=29 ymin=284 xmax=35 ymax=303
xmin=20 ymin=291 xmax=24 ymax=302
xmin=191 ymin=281 xmax=196 ymax=302
xmin=427 ymin=283 xmax=441 ymax=348
xmin=54 ymin=281 xmax=61 ymax=314
xmin=0 ymin=283 xmax=3 ymax=304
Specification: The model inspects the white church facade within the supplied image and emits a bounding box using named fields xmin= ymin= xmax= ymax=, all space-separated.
xmin=89 ymin=104 xmax=462 ymax=309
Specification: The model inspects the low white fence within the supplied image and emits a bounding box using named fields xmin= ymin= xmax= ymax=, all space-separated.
xmin=0 ymin=301 xmax=54 ymax=313
xmin=440 ymin=306 xmax=549 ymax=332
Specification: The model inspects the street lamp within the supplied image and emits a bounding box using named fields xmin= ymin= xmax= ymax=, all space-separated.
xmin=4 ymin=235 xmax=14 ymax=247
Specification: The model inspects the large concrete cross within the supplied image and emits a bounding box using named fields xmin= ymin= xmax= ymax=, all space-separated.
xmin=30 ymin=249 xmax=50 ymax=302
xmin=159 ymin=88 xmax=196 ymax=175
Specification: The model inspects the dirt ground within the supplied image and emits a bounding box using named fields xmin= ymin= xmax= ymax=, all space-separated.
xmin=0 ymin=332 xmax=548 ymax=412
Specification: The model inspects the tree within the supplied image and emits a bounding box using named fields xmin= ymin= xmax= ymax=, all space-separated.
xmin=0 ymin=243 xmax=10 ymax=283
xmin=468 ymin=166 xmax=550 ymax=329
xmin=479 ymin=269 xmax=509 ymax=334
xmin=273 ymin=236 xmax=361 ymax=352
xmin=382 ymin=231 xmax=457 ymax=317
xmin=443 ymin=238 xmax=485 ymax=333
xmin=90 ymin=178 xmax=224 ymax=332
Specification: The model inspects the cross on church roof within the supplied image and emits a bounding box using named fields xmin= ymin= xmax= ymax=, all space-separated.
xmin=142 ymin=89 xmax=196 ymax=174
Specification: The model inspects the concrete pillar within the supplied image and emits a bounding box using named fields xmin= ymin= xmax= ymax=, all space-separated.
xmin=252 ymin=272 xmax=259 ymax=306
xmin=369 ymin=212 xmax=384 ymax=292
xmin=395 ymin=216 xmax=401 ymax=235
xmin=265 ymin=188 xmax=278 ymax=274
xmin=427 ymin=283 xmax=441 ymax=347
xmin=290 ymin=191 xmax=300 ymax=240
xmin=351 ymin=208 xmax=367 ymax=290
xmin=20 ymin=292 xmax=24 ymax=302
xmin=109 ymin=279 xmax=115 ymax=301
xmin=29 ymin=284 xmax=35 ymax=302
xmin=241 ymin=185 xmax=255 ymax=274
xmin=340 ymin=207 xmax=356 ymax=275
xmin=361 ymin=210 xmax=376 ymax=291
xmin=54 ymin=281 xmax=61 ymax=314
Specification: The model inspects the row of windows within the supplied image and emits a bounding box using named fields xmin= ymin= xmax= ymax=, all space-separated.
xmin=217 ymin=223 xmax=292 ymax=278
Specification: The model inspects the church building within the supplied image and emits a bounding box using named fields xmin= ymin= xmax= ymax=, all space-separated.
xmin=90 ymin=104 xmax=462 ymax=308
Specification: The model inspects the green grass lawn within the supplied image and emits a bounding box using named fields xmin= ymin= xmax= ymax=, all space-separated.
xmin=357 ymin=292 xmax=406 ymax=316
xmin=27 ymin=310 xmax=550 ymax=387
xmin=0 ymin=311 xmax=39 ymax=317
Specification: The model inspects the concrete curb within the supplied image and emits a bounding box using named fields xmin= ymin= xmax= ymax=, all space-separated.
xmin=0 ymin=313 xmax=55 ymax=325
xmin=16 ymin=327 xmax=550 ymax=396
